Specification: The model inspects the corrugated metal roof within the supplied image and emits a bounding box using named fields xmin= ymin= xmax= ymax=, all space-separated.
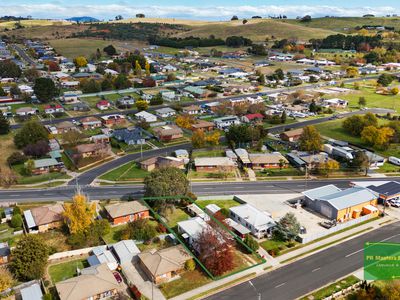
xmin=302 ymin=185 xmax=342 ymax=201
xmin=320 ymin=187 xmax=378 ymax=210
xmin=21 ymin=283 xmax=43 ymax=300
xmin=23 ymin=210 xmax=36 ymax=229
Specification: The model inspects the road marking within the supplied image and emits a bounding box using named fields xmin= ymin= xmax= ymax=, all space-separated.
xmin=345 ymin=234 xmax=400 ymax=257
xmin=312 ymin=267 xmax=321 ymax=272
xmin=275 ymin=282 xmax=286 ymax=288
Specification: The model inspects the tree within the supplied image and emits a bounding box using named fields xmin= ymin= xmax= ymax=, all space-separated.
xmin=74 ymin=56 xmax=88 ymax=67
xmin=145 ymin=61 xmax=151 ymax=76
xmin=273 ymin=213 xmax=301 ymax=242
xmin=101 ymin=77 xmax=113 ymax=91
xmin=62 ymin=130 xmax=86 ymax=147
xmin=280 ymin=111 xmax=287 ymax=124
xmin=11 ymin=235 xmax=49 ymax=281
xmin=191 ymin=130 xmax=206 ymax=148
xmin=391 ymin=87 xmax=399 ymax=95
xmin=205 ymin=131 xmax=220 ymax=146
xmin=121 ymin=218 xmax=157 ymax=241
xmin=298 ymin=126 xmax=322 ymax=152
xmin=176 ymin=114 xmax=195 ymax=129
xmin=149 ymin=93 xmax=163 ymax=105
xmin=14 ymin=120 xmax=48 ymax=149
xmin=242 ymin=19 xmax=248 ymax=25
xmin=361 ymin=125 xmax=394 ymax=149
xmin=103 ymin=44 xmax=117 ymax=56
xmin=0 ymin=86 xmax=6 ymax=96
xmin=0 ymin=113 xmax=10 ymax=135
xmin=23 ymin=159 xmax=34 ymax=176
xmin=7 ymin=151 xmax=27 ymax=166
xmin=351 ymin=151 xmax=370 ymax=176
xmin=23 ymin=140 xmax=50 ymax=158
xmin=301 ymin=15 xmax=312 ymax=22
xmin=194 ymin=226 xmax=234 ymax=276
xmin=346 ymin=67 xmax=359 ymax=78
xmin=0 ymin=267 xmax=13 ymax=292
xmin=80 ymin=79 xmax=101 ymax=93
xmin=231 ymin=15 xmax=239 ymax=21
xmin=244 ymin=234 xmax=259 ymax=252
xmin=45 ymin=61 xmax=60 ymax=72
xmin=342 ymin=113 xmax=377 ymax=136
xmin=23 ymin=68 xmax=39 ymax=82
xmin=358 ymin=97 xmax=367 ymax=107
xmin=33 ymin=77 xmax=58 ymax=103
xmin=63 ymin=191 xmax=96 ymax=234
xmin=10 ymin=214 xmax=23 ymax=228
xmin=377 ymin=73 xmax=394 ymax=87
xmin=0 ymin=60 xmax=22 ymax=78
xmin=134 ymin=60 xmax=142 ymax=77
xmin=144 ymin=167 xmax=189 ymax=198
xmin=319 ymin=160 xmax=340 ymax=177
xmin=113 ymin=74 xmax=131 ymax=89
xmin=135 ymin=100 xmax=148 ymax=111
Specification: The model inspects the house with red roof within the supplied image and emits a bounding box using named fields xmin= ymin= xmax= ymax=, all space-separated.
xmin=96 ymin=100 xmax=111 ymax=111
xmin=241 ymin=113 xmax=264 ymax=123
xmin=44 ymin=104 xmax=65 ymax=114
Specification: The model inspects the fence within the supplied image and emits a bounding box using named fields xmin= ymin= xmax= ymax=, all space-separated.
xmin=299 ymin=214 xmax=373 ymax=244
xmin=48 ymin=245 xmax=105 ymax=261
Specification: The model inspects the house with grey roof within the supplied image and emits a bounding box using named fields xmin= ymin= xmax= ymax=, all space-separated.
xmin=302 ymin=185 xmax=379 ymax=221
xmin=155 ymin=107 xmax=176 ymax=118
xmin=112 ymin=127 xmax=151 ymax=145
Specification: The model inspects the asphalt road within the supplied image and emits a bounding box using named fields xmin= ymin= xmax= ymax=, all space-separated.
xmin=11 ymin=44 xmax=36 ymax=66
xmin=206 ymin=222 xmax=400 ymax=300
xmin=0 ymin=177 xmax=398 ymax=203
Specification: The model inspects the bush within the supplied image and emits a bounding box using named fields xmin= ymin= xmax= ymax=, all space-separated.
xmin=157 ymin=223 xmax=167 ymax=233
xmin=7 ymin=152 xmax=27 ymax=166
xmin=10 ymin=214 xmax=23 ymax=228
xmin=244 ymin=234 xmax=259 ymax=252
xmin=122 ymin=218 xmax=157 ymax=242
xmin=185 ymin=259 xmax=196 ymax=271
xmin=220 ymin=208 xmax=230 ymax=217
xmin=13 ymin=206 xmax=21 ymax=215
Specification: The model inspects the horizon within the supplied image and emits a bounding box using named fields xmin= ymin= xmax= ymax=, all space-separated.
xmin=2 ymin=1 xmax=400 ymax=20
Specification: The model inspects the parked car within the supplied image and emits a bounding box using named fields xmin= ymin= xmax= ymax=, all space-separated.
xmin=113 ymin=272 xmax=123 ymax=283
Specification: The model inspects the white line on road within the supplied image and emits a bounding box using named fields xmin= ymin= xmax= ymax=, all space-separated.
xmin=312 ymin=267 xmax=321 ymax=272
xmin=345 ymin=234 xmax=400 ymax=257
xmin=275 ymin=282 xmax=286 ymax=288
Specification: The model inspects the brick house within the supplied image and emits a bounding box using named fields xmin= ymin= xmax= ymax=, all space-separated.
xmin=101 ymin=114 xmax=126 ymax=126
xmin=23 ymin=204 xmax=65 ymax=233
xmin=153 ymin=125 xmax=183 ymax=142
xmin=104 ymin=200 xmax=149 ymax=225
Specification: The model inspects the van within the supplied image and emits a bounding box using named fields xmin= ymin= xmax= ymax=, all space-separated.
xmin=389 ymin=156 xmax=400 ymax=166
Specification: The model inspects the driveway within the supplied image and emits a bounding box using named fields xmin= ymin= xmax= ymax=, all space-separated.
xmin=121 ymin=261 xmax=166 ymax=300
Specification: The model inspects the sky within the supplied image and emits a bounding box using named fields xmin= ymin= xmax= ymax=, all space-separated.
xmin=2 ymin=0 xmax=400 ymax=20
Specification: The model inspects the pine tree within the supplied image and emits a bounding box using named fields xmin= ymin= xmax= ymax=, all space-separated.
xmin=0 ymin=113 xmax=10 ymax=135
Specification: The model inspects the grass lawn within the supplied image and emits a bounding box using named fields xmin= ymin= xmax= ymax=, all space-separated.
xmin=377 ymin=162 xmax=400 ymax=173
xmin=164 ymin=208 xmax=190 ymax=228
xmin=0 ymin=133 xmax=17 ymax=170
xmin=259 ymin=239 xmax=299 ymax=256
xmin=192 ymin=149 xmax=225 ymax=158
xmin=256 ymin=167 xmax=305 ymax=177
xmin=195 ymin=199 xmax=240 ymax=210
xmin=300 ymin=275 xmax=360 ymax=300
xmin=160 ymin=269 xmax=212 ymax=299
xmin=49 ymin=258 xmax=89 ymax=284
xmin=102 ymin=224 xmax=127 ymax=244
xmin=0 ymin=221 xmax=23 ymax=246
xmin=81 ymin=96 xmax=102 ymax=108
xmin=99 ymin=162 xmax=149 ymax=182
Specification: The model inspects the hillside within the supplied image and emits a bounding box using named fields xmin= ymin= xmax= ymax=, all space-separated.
xmin=0 ymin=19 xmax=72 ymax=30
xmin=283 ymin=17 xmax=400 ymax=33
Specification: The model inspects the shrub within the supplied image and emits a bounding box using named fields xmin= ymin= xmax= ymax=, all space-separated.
xmin=10 ymin=214 xmax=23 ymax=228
xmin=244 ymin=234 xmax=259 ymax=252
xmin=7 ymin=152 xmax=27 ymax=166
xmin=185 ymin=259 xmax=196 ymax=271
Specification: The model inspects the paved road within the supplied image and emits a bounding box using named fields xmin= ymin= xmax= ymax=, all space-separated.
xmin=0 ymin=177 xmax=398 ymax=203
xmin=206 ymin=222 xmax=400 ymax=300
xmin=11 ymin=44 xmax=36 ymax=66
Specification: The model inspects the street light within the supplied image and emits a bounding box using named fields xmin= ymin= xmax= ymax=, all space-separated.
xmin=248 ymin=280 xmax=261 ymax=300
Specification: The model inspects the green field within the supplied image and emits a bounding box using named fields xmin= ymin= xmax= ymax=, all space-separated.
xmin=195 ymin=199 xmax=240 ymax=210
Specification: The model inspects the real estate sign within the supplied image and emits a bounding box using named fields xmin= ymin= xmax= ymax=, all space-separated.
xmin=364 ymin=242 xmax=400 ymax=280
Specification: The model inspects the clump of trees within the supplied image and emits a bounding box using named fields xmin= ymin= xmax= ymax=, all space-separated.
xmin=225 ymin=124 xmax=267 ymax=148
xmin=342 ymin=113 xmax=378 ymax=136
xmin=14 ymin=120 xmax=48 ymax=149
xmin=33 ymin=77 xmax=58 ymax=103
xmin=144 ymin=167 xmax=189 ymax=199
xmin=298 ymin=125 xmax=322 ymax=152
xmin=273 ymin=213 xmax=301 ymax=242
xmin=121 ymin=218 xmax=157 ymax=241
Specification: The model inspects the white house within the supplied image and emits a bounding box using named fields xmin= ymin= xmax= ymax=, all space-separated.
xmin=229 ymin=204 xmax=276 ymax=239
xmin=135 ymin=111 xmax=157 ymax=123
xmin=177 ymin=216 xmax=210 ymax=250
xmin=155 ymin=107 xmax=176 ymax=118
xmin=160 ymin=90 xmax=179 ymax=102
xmin=213 ymin=115 xmax=240 ymax=130
xmin=322 ymin=98 xmax=348 ymax=108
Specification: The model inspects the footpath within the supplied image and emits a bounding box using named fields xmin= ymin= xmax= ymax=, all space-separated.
xmin=171 ymin=215 xmax=394 ymax=300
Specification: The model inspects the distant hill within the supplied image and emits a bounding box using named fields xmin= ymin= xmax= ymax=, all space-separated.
xmin=66 ymin=16 xmax=99 ymax=23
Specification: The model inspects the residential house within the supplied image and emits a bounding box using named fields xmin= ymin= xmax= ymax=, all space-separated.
xmin=139 ymin=156 xmax=185 ymax=171
xmin=0 ymin=242 xmax=10 ymax=264
xmin=112 ymin=127 xmax=150 ymax=145
xmin=15 ymin=107 xmax=38 ymax=117
xmin=241 ymin=113 xmax=264 ymax=123
xmin=188 ymin=120 xmax=214 ymax=132
xmin=24 ymin=204 xmax=65 ymax=233
xmin=111 ymin=240 xmax=141 ymax=264
xmin=182 ymin=105 xmax=204 ymax=115
xmin=55 ymin=264 xmax=121 ymax=300
xmin=32 ymin=158 xmax=64 ymax=175
xmin=117 ymin=96 xmax=135 ymax=107
xmin=135 ymin=111 xmax=157 ymax=123
xmin=155 ymin=107 xmax=176 ymax=118
xmin=75 ymin=143 xmax=111 ymax=159
xmin=249 ymin=153 xmax=289 ymax=170
xmin=183 ymin=86 xmax=209 ymax=98
xmin=96 ymin=100 xmax=111 ymax=111
xmin=44 ymin=104 xmax=65 ymax=114
xmin=71 ymin=102 xmax=90 ymax=112
xmin=80 ymin=116 xmax=102 ymax=129
xmin=174 ymin=149 xmax=189 ymax=159
xmin=88 ymin=246 xmax=118 ymax=271
xmin=138 ymin=245 xmax=191 ymax=284
xmin=90 ymin=134 xmax=110 ymax=144
xmin=178 ymin=216 xmax=210 ymax=247
xmin=302 ymin=185 xmax=379 ymax=221
xmin=235 ymin=148 xmax=251 ymax=166
xmin=55 ymin=121 xmax=78 ymax=134
xmin=160 ymin=90 xmax=179 ymax=102
xmin=62 ymin=91 xmax=82 ymax=103
xmin=213 ymin=116 xmax=240 ymax=130
xmin=105 ymin=200 xmax=150 ymax=225
xmin=194 ymin=157 xmax=236 ymax=172
xmin=229 ymin=204 xmax=276 ymax=239
xmin=153 ymin=125 xmax=183 ymax=142
xmin=101 ymin=114 xmax=126 ymax=126
xmin=322 ymin=98 xmax=348 ymax=108
xmin=280 ymin=128 xmax=304 ymax=142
